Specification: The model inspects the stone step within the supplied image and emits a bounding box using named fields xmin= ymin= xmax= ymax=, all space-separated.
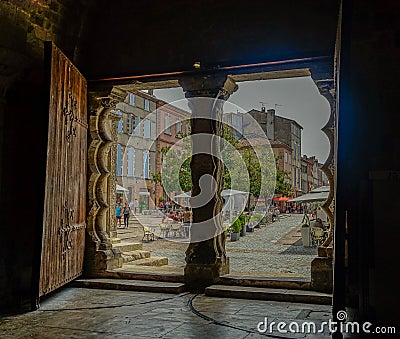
xmin=121 ymin=250 xmax=151 ymax=263
xmin=205 ymin=285 xmax=332 ymax=305
xmin=106 ymin=265 xmax=185 ymax=283
xmin=129 ymin=216 xmax=142 ymax=225
xmin=124 ymin=256 xmax=168 ymax=267
xmin=113 ymin=241 xmax=142 ymax=252
xmin=70 ymin=278 xmax=186 ymax=294
xmin=220 ymin=275 xmax=311 ymax=290
xmin=110 ymin=237 xmax=121 ymax=244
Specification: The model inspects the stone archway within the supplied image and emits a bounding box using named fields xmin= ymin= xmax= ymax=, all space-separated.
xmin=84 ymin=67 xmax=337 ymax=294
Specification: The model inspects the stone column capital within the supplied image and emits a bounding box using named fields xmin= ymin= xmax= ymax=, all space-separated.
xmin=179 ymin=74 xmax=238 ymax=100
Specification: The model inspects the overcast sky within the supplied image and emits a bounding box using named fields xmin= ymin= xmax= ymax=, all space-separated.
xmin=154 ymin=76 xmax=330 ymax=163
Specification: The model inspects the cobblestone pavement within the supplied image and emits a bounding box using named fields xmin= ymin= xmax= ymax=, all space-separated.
xmin=117 ymin=213 xmax=318 ymax=278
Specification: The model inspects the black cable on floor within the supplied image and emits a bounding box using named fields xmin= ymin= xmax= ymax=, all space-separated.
xmin=188 ymin=294 xmax=291 ymax=339
xmin=38 ymin=292 xmax=191 ymax=312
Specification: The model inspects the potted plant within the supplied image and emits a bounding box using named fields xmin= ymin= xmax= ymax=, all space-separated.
xmin=239 ymin=213 xmax=247 ymax=236
xmin=230 ymin=217 xmax=242 ymax=241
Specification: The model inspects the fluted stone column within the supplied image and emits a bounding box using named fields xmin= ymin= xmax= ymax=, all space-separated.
xmin=179 ymin=75 xmax=238 ymax=290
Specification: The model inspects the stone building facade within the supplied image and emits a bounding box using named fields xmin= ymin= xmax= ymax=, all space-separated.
xmin=247 ymin=108 xmax=303 ymax=195
xmin=155 ymin=100 xmax=190 ymax=207
xmin=301 ymin=155 xmax=329 ymax=193
xmin=115 ymin=90 xmax=157 ymax=210
xmin=270 ymin=139 xmax=293 ymax=178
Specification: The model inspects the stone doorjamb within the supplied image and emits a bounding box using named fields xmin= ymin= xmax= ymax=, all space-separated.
xmin=310 ymin=77 xmax=336 ymax=292
xmin=84 ymin=89 xmax=125 ymax=276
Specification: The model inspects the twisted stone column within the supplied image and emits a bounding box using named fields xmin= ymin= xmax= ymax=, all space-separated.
xmin=311 ymin=78 xmax=336 ymax=292
xmin=179 ymin=75 xmax=238 ymax=289
xmin=85 ymin=92 xmax=123 ymax=275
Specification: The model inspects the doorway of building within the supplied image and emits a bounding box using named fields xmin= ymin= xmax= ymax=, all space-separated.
xmin=107 ymin=71 xmax=334 ymax=291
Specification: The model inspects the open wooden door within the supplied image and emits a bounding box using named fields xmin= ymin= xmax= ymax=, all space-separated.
xmin=39 ymin=42 xmax=87 ymax=297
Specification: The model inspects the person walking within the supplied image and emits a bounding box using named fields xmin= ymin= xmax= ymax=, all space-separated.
xmin=115 ymin=202 xmax=123 ymax=228
xmin=123 ymin=202 xmax=131 ymax=228
xmin=133 ymin=198 xmax=139 ymax=214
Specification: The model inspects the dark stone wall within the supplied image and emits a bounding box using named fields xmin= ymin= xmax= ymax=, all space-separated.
xmin=0 ymin=0 xmax=89 ymax=311
xmin=0 ymin=66 xmax=48 ymax=312
xmin=336 ymin=0 xmax=400 ymax=326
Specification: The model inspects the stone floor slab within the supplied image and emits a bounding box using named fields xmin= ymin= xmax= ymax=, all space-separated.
xmin=0 ymin=287 xmax=338 ymax=338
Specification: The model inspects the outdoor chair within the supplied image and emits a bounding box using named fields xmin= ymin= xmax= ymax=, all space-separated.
xmin=142 ymin=226 xmax=155 ymax=242
xmin=170 ymin=222 xmax=183 ymax=238
xmin=159 ymin=223 xmax=170 ymax=238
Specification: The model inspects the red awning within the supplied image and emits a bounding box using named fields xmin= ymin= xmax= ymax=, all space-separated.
xmin=273 ymin=196 xmax=291 ymax=202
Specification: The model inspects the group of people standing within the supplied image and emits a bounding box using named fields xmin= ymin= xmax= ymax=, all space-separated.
xmin=115 ymin=199 xmax=139 ymax=228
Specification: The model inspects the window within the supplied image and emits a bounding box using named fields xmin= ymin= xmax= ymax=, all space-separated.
xmin=302 ymin=180 xmax=307 ymax=192
xmin=143 ymin=151 xmax=150 ymax=179
xmin=144 ymin=99 xmax=150 ymax=111
xmin=293 ymin=166 xmax=297 ymax=184
xmin=298 ymin=168 xmax=301 ymax=186
xmin=176 ymin=121 xmax=182 ymax=136
xmin=128 ymin=115 xmax=134 ymax=135
xmin=186 ymin=121 xmax=190 ymax=134
xmin=135 ymin=116 xmax=141 ymax=135
xmin=129 ymin=93 xmax=135 ymax=106
xmin=293 ymin=141 xmax=297 ymax=160
xmin=116 ymin=144 xmax=123 ymax=176
xmin=118 ymin=118 xmax=123 ymax=134
xmin=127 ymin=148 xmax=135 ymax=177
xmin=165 ymin=115 xmax=171 ymax=134
xmin=144 ymin=119 xmax=151 ymax=139
xmin=284 ymin=152 xmax=288 ymax=163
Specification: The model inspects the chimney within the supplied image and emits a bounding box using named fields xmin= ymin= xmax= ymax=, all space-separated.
xmin=261 ymin=106 xmax=266 ymax=113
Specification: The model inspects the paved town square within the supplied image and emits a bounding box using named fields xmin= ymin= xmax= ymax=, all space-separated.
xmin=117 ymin=213 xmax=318 ymax=278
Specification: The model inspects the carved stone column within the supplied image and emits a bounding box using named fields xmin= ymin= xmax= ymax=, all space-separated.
xmin=179 ymin=75 xmax=238 ymax=290
xmin=84 ymin=92 xmax=123 ymax=276
xmin=311 ymin=78 xmax=336 ymax=292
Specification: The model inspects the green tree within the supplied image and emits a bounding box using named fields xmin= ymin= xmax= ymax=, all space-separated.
xmin=274 ymin=156 xmax=294 ymax=196
xmin=151 ymin=126 xmax=287 ymax=200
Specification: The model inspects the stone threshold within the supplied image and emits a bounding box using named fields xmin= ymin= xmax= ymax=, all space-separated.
xmin=104 ymin=264 xmax=185 ymax=283
xmin=205 ymin=285 xmax=332 ymax=305
xmin=220 ymin=274 xmax=311 ymax=290
xmin=70 ymin=278 xmax=186 ymax=294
